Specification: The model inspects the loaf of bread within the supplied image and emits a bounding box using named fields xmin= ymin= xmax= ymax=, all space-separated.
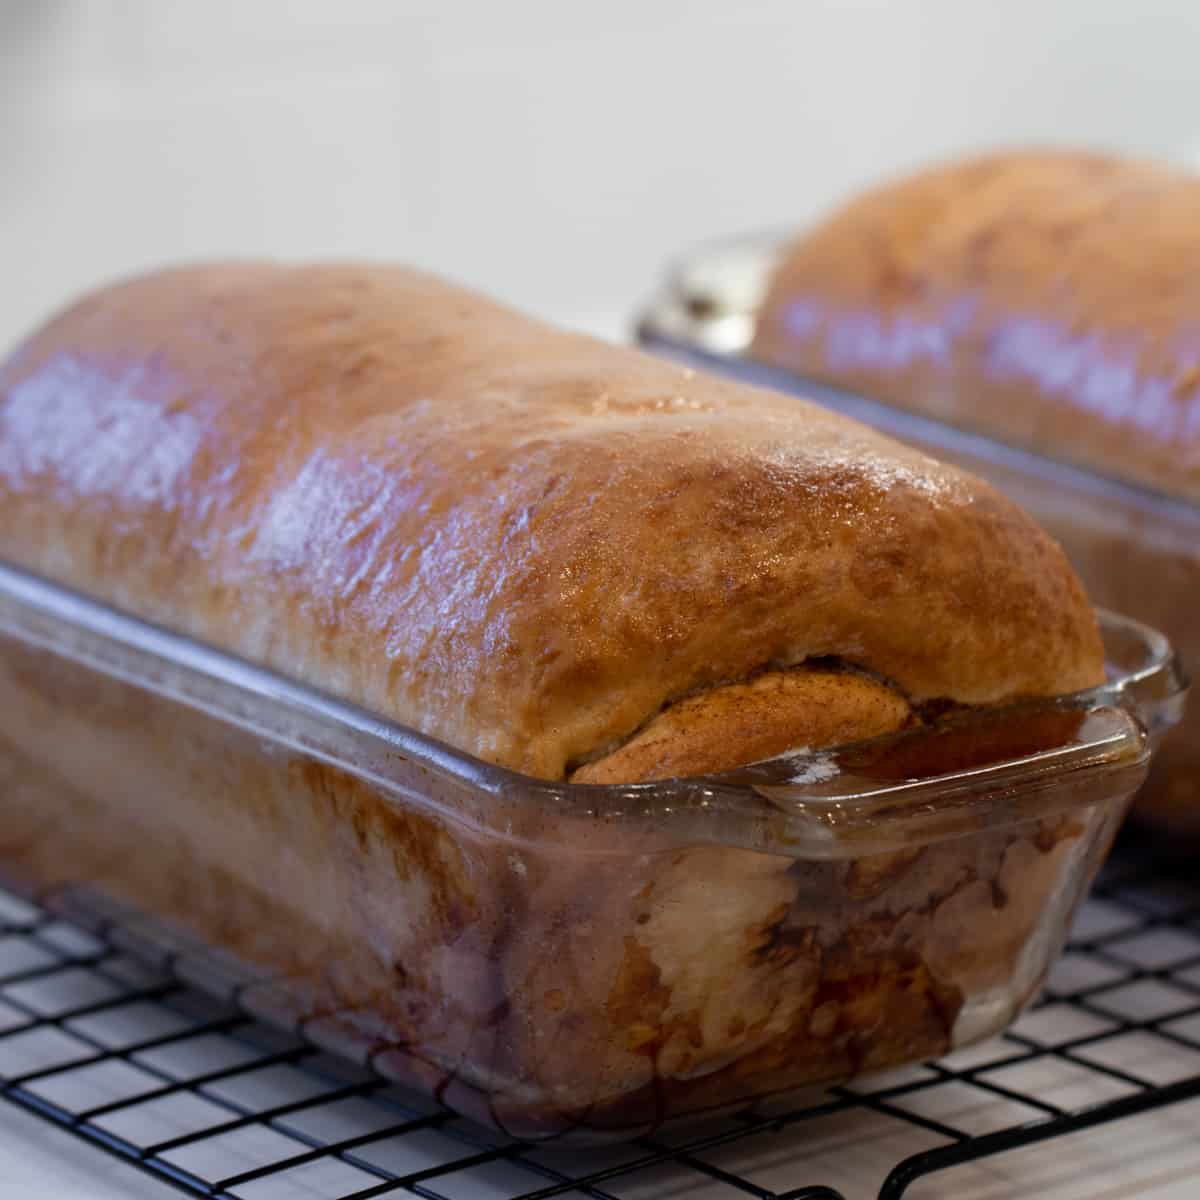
xmin=753 ymin=149 xmax=1200 ymax=829
xmin=754 ymin=149 xmax=1200 ymax=502
xmin=0 ymin=264 xmax=1112 ymax=1135
xmin=0 ymin=263 xmax=1102 ymax=776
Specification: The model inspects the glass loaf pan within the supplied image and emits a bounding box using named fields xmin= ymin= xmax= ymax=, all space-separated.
xmin=637 ymin=233 xmax=1200 ymax=835
xmin=0 ymin=561 xmax=1184 ymax=1141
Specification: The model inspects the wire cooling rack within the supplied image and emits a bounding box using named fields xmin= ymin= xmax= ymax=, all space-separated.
xmin=3 ymin=839 xmax=1200 ymax=1200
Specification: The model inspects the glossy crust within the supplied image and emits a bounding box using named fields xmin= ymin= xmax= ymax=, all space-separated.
xmin=755 ymin=149 xmax=1200 ymax=504
xmin=0 ymin=263 xmax=1102 ymax=781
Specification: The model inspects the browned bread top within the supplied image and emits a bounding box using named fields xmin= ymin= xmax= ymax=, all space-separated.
xmin=755 ymin=149 xmax=1200 ymax=503
xmin=0 ymin=264 xmax=1103 ymax=780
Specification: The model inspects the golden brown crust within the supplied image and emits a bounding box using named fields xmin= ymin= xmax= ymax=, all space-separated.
xmin=573 ymin=668 xmax=912 ymax=783
xmin=754 ymin=148 xmax=1200 ymax=503
xmin=0 ymin=263 xmax=1103 ymax=781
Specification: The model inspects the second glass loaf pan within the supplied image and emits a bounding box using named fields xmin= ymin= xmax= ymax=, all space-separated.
xmin=0 ymin=561 xmax=1185 ymax=1141
xmin=637 ymin=234 xmax=1200 ymax=834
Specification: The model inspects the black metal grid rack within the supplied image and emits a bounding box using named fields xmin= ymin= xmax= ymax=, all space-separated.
xmin=3 ymin=840 xmax=1200 ymax=1200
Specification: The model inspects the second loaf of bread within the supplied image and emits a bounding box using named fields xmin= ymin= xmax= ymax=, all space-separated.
xmin=754 ymin=149 xmax=1200 ymax=503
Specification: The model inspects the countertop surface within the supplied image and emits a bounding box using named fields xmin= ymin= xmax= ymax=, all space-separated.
xmin=4 ymin=1089 xmax=1200 ymax=1199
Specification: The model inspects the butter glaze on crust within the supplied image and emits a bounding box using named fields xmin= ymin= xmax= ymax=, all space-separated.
xmin=754 ymin=148 xmax=1200 ymax=503
xmin=0 ymin=263 xmax=1101 ymax=780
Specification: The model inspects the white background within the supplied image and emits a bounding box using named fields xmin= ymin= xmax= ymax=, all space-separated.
xmin=3 ymin=0 xmax=1200 ymax=348
xmin=4 ymin=3 xmax=1200 ymax=1195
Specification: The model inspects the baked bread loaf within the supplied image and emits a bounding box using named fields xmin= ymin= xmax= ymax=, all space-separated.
xmin=754 ymin=149 xmax=1200 ymax=503
xmin=0 ymin=263 xmax=1102 ymax=776
xmin=0 ymin=264 xmax=1110 ymax=1136
xmin=753 ymin=149 xmax=1200 ymax=829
